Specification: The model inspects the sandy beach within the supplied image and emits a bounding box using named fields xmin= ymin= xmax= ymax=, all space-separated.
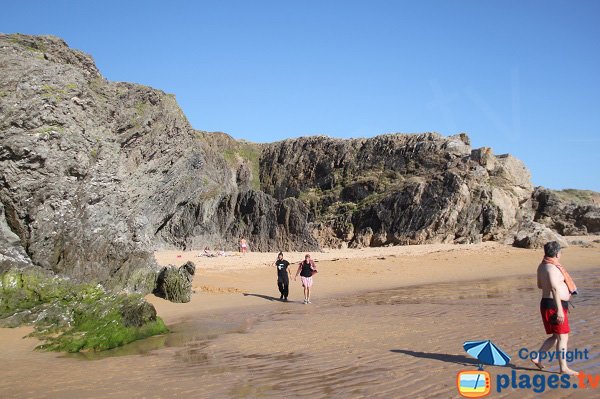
xmin=1 ymin=238 xmax=599 ymax=398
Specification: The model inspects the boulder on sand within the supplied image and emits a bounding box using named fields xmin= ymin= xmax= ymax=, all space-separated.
xmin=154 ymin=261 xmax=196 ymax=303
xmin=510 ymin=220 xmax=568 ymax=249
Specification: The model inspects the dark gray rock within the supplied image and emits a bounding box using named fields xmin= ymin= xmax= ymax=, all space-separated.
xmin=340 ymin=178 xmax=378 ymax=202
xmin=0 ymin=202 xmax=34 ymax=273
xmin=580 ymin=208 xmax=600 ymax=233
xmin=260 ymin=134 xmax=533 ymax=247
xmin=121 ymin=298 xmax=157 ymax=327
xmin=532 ymin=187 xmax=600 ymax=235
xmin=154 ymin=261 xmax=196 ymax=303
xmin=0 ymin=34 xmax=185 ymax=289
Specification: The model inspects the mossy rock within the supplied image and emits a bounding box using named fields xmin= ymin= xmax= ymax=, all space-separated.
xmin=35 ymin=294 xmax=168 ymax=352
xmin=0 ymin=267 xmax=168 ymax=352
xmin=126 ymin=266 xmax=159 ymax=294
xmin=154 ymin=261 xmax=195 ymax=303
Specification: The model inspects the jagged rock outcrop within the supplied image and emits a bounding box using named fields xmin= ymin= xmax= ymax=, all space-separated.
xmin=1 ymin=34 xmax=190 ymax=288
xmin=260 ymin=134 xmax=534 ymax=247
xmin=509 ymin=220 xmax=569 ymax=249
xmin=161 ymin=133 xmax=319 ymax=252
xmin=0 ymin=202 xmax=33 ymax=272
xmin=0 ymin=34 xmax=315 ymax=292
xmin=532 ymin=187 xmax=600 ymax=235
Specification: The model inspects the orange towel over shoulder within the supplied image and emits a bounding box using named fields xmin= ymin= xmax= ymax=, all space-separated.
xmin=541 ymin=256 xmax=578 ymax=295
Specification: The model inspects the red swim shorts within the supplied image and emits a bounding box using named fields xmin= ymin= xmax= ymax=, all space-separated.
xmin=540 ymin=301 xmax=570 ymax=334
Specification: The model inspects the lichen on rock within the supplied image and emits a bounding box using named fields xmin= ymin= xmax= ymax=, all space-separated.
xmin=154 ymin=261 xmax=195 ymax=303
xmin=0 ymin=267 xmax=167 ymax=352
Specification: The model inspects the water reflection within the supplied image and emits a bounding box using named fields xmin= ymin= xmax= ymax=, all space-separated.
xmin=63 ymin=311 xmax=260 ymax=361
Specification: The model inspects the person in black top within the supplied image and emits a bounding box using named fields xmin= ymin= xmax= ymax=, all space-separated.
xmin=294 ymin=253 xmax=318 ymax=304
xmin=272 ymin=252 xmax=291 ymax=301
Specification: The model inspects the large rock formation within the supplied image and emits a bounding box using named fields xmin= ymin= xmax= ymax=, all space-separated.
xmin=9 ymin=33 xmax=599 ymax=352
xmin=0 ymin=34 xmax=316 ymax=292
xmin=532 ymin=187 xmax=600 ymax=235
xmin=260 ymin=135 xmax=534 ymax=247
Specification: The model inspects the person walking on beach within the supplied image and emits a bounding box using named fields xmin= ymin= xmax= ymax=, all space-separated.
xmin=530 ymin=241 xmax=579 ymax=376
xmin=294 ymin=254 xmax=318 ymax=304
xmin=272 ymin=252 xmax=291 ymax=301
xmin=239 ymin=237 xmax=248 ymax=254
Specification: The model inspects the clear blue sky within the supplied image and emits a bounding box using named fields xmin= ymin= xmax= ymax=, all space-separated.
xmin=2 ymin=0 xmax=599 ymax=191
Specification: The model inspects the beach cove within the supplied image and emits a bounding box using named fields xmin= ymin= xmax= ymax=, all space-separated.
xmin=1 ymin=239 xmax=599 ymax=399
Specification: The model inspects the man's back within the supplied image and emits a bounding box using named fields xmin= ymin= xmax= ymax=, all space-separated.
xmin=537 ymin=263 xmax=570 ymax=301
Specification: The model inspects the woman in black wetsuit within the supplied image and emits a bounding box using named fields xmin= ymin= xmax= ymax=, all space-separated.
xmin=294 ymin=254 xmax=318 ymax=304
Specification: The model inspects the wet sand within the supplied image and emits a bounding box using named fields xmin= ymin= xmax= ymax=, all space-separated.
xmin=1 ymin=239 xmax=599 ymax=398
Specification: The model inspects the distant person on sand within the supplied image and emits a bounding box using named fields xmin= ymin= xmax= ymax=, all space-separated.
xmin=294 ymin=254 xmax=318 ymax=304
xmin=199 ymin=247 xmax=216 ymax=257
xmin=239 ymin=237 xmax=248 ymax=254
xmin=530 ymin=241 xmax=579 ymax=376
xmin=272 ymin=252 xmax=291 ymax=301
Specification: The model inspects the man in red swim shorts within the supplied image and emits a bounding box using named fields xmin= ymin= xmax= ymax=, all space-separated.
xmin=530 ymin=241 xmax=579 ymax=376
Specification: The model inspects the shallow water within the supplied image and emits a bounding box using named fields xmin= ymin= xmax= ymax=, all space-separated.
xmin=2 ymin=269 xmax=599 ymax=398
xmin=63 ymin=310 xmax=261 ymax=361
xmin=150 ymin=269 xmax=600 ymax=398
xmin=100 ymin=269 xmax=599 ymax=356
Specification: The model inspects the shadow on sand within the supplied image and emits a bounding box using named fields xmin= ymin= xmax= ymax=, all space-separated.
xmin=391 ymin=349 xmax=479 ymax=367
xmin=243 ymin=293 xmax=281 ymax=302
xmin=390 ymin=349 xmax=540 ymax=372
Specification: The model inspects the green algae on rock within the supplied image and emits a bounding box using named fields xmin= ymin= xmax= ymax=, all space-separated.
xmin=0 ymin=267 xmax=168 ymax=352
xmin=153 ymin=261 xmax=195 ymax=303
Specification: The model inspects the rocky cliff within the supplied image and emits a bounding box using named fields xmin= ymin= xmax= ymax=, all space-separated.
xmin=0 ymin=34 xmax=315 ymax=291
xmin=260 ymin=134 xmax=536 ymax=247
xmin=1 ymin=33 xmax=595 ymax=293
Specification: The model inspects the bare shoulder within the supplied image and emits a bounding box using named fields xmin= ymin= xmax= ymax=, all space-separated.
xmin=537 ymin=263 xmax=551 ymax=275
